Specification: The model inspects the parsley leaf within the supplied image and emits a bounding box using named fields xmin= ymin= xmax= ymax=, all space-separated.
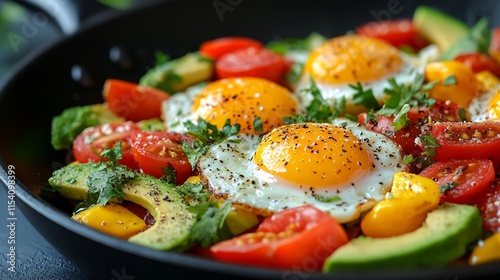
xmin=253 ymin=117 xmax=263 ymax=133
xmin=285 ymin=77 xmax=344 ymax=123
xmin=442 ymin=74 xmax=457 ymax=86
xmin=314 ymin=195 xmax=342 ymax=203
xmin=160 ymin=163 xmax=177 ymax=185
xmin=188 ymin=200 xmax=233 ymax=248
xmin=100 ymin=141 xmax=123 ymax=161
xmin=350 ymin=82 xmax=381 ymax=110
xmin=182 ymin=118 xmax=240 ymax=167
xmin=415 ymin=134 xmax=441 ymax=169
xmin=440 ymin=182 xmax=458 ymax=193
xmin=391 ymin=104 xmax=411 ymax=132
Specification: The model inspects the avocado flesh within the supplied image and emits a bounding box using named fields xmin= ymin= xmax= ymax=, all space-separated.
xmin=323 ymin=203 xmax=482 ymax=272
xmin=139 ymin=52 xmax=213 ymax=94
xmin=413 ymin=5 xmax=469 ymax=51
xmin=48 ymin=163 xmax=196 ymax=251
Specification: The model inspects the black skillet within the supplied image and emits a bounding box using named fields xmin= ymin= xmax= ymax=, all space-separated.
xmin=1 ymin=0 xmax=500 ymax=279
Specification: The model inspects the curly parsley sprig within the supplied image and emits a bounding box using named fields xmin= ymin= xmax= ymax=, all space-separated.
xmin=284 ymin=77 xmax=345 ymax=124
xmin=182 ymin=118 xmax=240 ymax=168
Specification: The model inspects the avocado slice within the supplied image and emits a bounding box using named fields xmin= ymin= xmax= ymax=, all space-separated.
xmin=48 ymin=163 xmax=196 ymax=251
xmin=139 ymin=52 xmax=213 ymax=94
xmin=323 ymin=203 xmax=482 ymax=272
xmin=413 ymin=6 xmax=469 ymax=52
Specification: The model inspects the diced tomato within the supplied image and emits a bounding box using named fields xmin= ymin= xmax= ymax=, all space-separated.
xmin=72 ymin=122 xmax=139 ymax=169
xmin=215 ymin=47 xmax=287 ymax=83
xmin=358 ymin=113 xmax=422 ymax=157
xmin=103 ymin=79 xmax=169 ymax=122
xmin=199 ymin=37 xmax=264 ymax=60
xmin=209 ymin=205 xmax=349 ymax=270
xmin=355 ymin=19 xmax=429 ymax=51
xmin=473 ymin=180 xmax=500 ymax=233
xmin=418 ymin=159 xmax=495 ymax=205
xmin=454 ymin=52 xmax=500 ymax=78
xmin=130 ymin=130 xmax=193 ymax=184
xmin=420 ymin=122 xmax=500 ymax=169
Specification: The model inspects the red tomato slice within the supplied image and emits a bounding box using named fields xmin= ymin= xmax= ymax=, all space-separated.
xmin=121 ymin=200 xmax=155 ymax=227
xmin=358 ymin=113 xmax=421 ymax=157
xmin=490 ymin=27 xmax=500 ymax=52
xmin=130 ymin=130 xmax=192 ymax=184
xmin=473 ymin=180 xmax=500 ymax=233
xmin=418 ymin=159 xmax=495 ymax=205
xmin=420 ymin=122 xmax=500 ymax=169
xmin=103 ymin=79 xmax=169 ymax=122
xmin=215 ymin=47 xmax=287 ymax=83
xmin=355 ymin=19 xmax=429 ymax=51
xmin=454 ymin=52 xmax=500 ymax=77
xmin=199 ymin=37 xmax=264 ymax=60
xmin=209 ymin=205 xmax=349 ymax=270
xmin=72 ymin=122 xmax=139 ymax=170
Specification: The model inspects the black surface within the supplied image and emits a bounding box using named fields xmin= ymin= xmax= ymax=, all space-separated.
xmin=2 ymin=0 xmax=500 ymax=279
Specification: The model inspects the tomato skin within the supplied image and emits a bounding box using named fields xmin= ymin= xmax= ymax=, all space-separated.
xmin=72 ymin=122 xmax=139 ymax=170
xmin=454 ymin=52 xmax=500 ymax=78
xmin=209 ymin=205 xmax=348 ymax=270
xmin=130 ymin=130 xmax=192 ymax=184
xmin=358 ymin=113 xmax=422 ymax=157
xmin=215 ymin=47 xmax=287 ymax=83
xmin=103 ymin=79 xmax=169 ymax=122
xmin=418 ymin=159 xmax=495 ymax=205
xmin=199 ymin=37 xmax=264 ymax=60
xmin=355 ymin=19 xmax=429 ymax=51
xmin=473 ymin=181 xmax=500 ymax=233
xmin=420 ymin=122 xmax=500 ymax=169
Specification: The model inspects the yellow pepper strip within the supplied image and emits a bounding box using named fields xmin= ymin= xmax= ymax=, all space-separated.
xmin=469 ymin=233 xmax=500 ymax=265
xmin=475 ymin=70 xmax=500 ymax=92
xmin=424 ymin=61 xmax=480 ymax=108
xmin=361 ymin=172 xmax=441 ymax=238
xmin=72 ymin=203 xmax=147 ymax=239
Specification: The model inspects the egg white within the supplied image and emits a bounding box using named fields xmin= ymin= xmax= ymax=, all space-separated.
xmin=293 ymin=45 xmax=440 ymax=113
xmin=469 ymin=85 xmax=500 ymax=122
xmin=161 ymin=83 xmax=206 ymax=133
xmin=197 ymin=118 xmax=408 ymax=224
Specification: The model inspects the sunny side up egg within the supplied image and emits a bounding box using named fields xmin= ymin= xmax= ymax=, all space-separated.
xmin=162 ymin=77 xmax=302 ymax=134
xmin=468 ymin=72 xmax=500 ymax=122
xmin=294 ymin=35 xmax=436 ymax=115
xmin=197 ymin=118 xmax=408 ymax=224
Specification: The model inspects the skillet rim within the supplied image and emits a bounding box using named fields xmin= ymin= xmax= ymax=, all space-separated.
xmin=1 ymin=0 xmax=500 ymax=279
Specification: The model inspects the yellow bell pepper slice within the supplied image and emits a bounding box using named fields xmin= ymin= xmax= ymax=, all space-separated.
xmin=72 ymin=203 xmax=147 ymax=239
xmin=361 ymin=172 xmax=441 ymax=238
xmin=469 ymin=233 xmax=500 ymax=265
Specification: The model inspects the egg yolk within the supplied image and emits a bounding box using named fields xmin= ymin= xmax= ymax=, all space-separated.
xmin=488 ymin=90 xmax=500 ymax=120
xmin=304 ymin=35 xmax=403 ymax=84
xmin=191 ymin=77 xmax=298 ymax=134
xmin=254 ymin=123 xmax=372 ymax=187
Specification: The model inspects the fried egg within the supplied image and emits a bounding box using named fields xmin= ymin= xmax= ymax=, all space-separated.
xmin=294 ymin=35 xmax=438 ymax=115
xmin=197 ymin=118 xmax=408 ymax=223
xmin=162 ymin=77 xmax=301 ymax=134
xmin=468 ymin=72 xmax=500 ymax=122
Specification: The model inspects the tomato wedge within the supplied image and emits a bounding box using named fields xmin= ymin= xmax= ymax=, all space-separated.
xmin=454 ymin=52 xmax=500 ymax=78
xmin=209 ymin=205 xmax=349 ymax=270
xmin=130 ymin=130 xmax=192 ymax=184
xmin=418 ymin=159 xmax=495 ymax=205
xmin=103 ymin=79 xmax=169 ymax=122
xmin=473 ymin=180 xmax=500 ymax=233
xmin=215 ymin=47 xmax=287 ymax=83
xmin=355 ymin=19 xmax=429 ymax=51
xmin=72 ymin=122 xmax=139 ymax=169
xmin=420 ymin=122 xmax=500 ymax=169
xmin=199 ymin=37 xmax=264 ymax=60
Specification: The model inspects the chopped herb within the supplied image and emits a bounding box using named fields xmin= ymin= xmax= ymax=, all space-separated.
xmin=415 ymin=134 xmax=441 ymax=169
xmin=403 ymin=154 xmax=415 ymax=165
xmin=253 ymin=117 xmax=263 ymax=133
xmin=182 ymin=118 xmax=240 ymax=168
xmin=175 ymin=182 xmax=211 ymax=204
xmin=155 ymin=50 xmax=170 ymax=65
xmin=391 ymin=104 xmax=411 ymax=132
xmin=266 ymin=32 xmax=327 ymax=55
xmin=160 ymin=163 xmax=177 ymax=185
xmin=100 ymin=141 xmax=123 ymax=162
xmin=314 ymin=195 xmax=342 ymax=203
xmin=350 ymin=81 xmax=381 ymax=110
xmin=285 ymin=62 xmax=304 ymax=85
xmin=440 ymin=182 xmax=458 ymax=193
xmin=188 ymin=200 xmax=233 ymax=248
xmin=284 ymin=77 xmax=343 ymax=123
xmin=442 ymin=74 xmax=457 ymax=86
xmin=458 ymin=108 xmax=467 ymax=121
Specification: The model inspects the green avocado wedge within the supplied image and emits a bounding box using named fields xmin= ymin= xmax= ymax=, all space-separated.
xmin=48 ymin=163 xmax=196 ymax=251
xmin=323 ymin=203 xmax=482 ymax=272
